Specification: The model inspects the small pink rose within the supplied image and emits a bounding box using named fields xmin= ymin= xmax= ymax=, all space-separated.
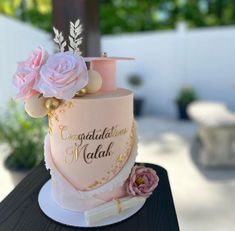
xmin=34 ymin=51 xmax=88 ymax=100
xmin=13 ymin=46 xmax=48 ymax=101
xmin=126 ymin=165 xmax=159 ymax=198
xmin=26 ymin=46 xmax=48 ymax=68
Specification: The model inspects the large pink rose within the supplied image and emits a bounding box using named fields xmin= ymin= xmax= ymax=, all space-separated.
xmin=34 ymin=51 xmax=88 ymax=100
xmin=126 ymin=165 xmax=159 ymax=197
xmin=13 ymin=46 xmax=47 ymax=101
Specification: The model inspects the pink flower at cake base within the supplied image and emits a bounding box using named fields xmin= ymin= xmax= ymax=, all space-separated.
xmin=13 ymin=46 xmax=48 ymax=101
xmin=126 ymin=165 xmax=159 ymax=197
xmin=34 ymin=51 xmax=88 ymax=100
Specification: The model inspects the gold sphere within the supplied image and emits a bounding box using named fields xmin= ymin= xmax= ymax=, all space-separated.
xmin=45 ymin=97 xmax=61 ymax=110
xmin=75 ymin=88 xmax=87 ymax=97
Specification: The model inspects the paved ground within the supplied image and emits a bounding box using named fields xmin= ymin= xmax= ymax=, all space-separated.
xmin=1 ymin=117 xmax=235 ymax=230
xmin=0 ymin=145 xmax=27 ymax=202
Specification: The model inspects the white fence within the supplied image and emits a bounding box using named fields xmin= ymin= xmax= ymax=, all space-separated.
xmin=1 ymin=15 xmax=235 ymax=118
xmin=102 ymin=23 xmax=235 ymax=117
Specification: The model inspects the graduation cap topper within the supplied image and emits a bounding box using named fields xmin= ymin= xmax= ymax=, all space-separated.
xmin=84 ymin=53 xmax=134 ymax=92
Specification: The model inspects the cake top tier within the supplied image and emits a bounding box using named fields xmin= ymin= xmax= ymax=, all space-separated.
xmin=85 ymin=55 xmax=134 ymax=92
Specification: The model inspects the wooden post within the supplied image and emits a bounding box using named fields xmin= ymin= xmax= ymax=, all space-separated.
xmin=52 ymin=0 xmax=100 ymax=56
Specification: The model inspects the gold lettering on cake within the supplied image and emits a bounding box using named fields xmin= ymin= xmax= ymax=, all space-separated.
xmin=59 ymin=125 xmax=68 ymax=140
xmin=65 ymin=143 xmax=83 ymax=164
xmin=84 ymin=142 xmax=114 ymax=164
xmin=60 ymin=123 xmax=132 ymax=171
xmin=59 ymin=121 xmax=136 ymax=190
xmin=65 ymin=142 xmax=114 ymax=164
xmin=59 ymin=125 xmax=127 ymax=146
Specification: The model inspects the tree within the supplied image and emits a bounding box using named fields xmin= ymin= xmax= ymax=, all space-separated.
xmin=0 ymin=0 xmax=51 ymax=32
xmin=0 ymin=0 xmax=235 ymax=34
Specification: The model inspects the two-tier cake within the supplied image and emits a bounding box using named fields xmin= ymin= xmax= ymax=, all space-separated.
xmin=13 ymin=19 xmax=159 ymax=226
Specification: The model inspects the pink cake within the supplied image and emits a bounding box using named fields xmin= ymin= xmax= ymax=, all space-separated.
xmin=13 ymin=19 xmax=159 ymax=224
xmin=46 ymin=87 xmax=137 ymax=211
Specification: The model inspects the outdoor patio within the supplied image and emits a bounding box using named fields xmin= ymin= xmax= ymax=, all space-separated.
xmin=1 ymin=117 xmax=235 ymax=231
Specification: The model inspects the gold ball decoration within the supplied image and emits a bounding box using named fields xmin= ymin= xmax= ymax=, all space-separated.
xmin=75 ymin=88 xmax=87 ymax=97
xmin=45 ymin=97 xmax=61 ymax=111
xmin=25 ymin=94 xmax=48 ymax=118
xmin=86 ymin=70 xmax=102 ymax=94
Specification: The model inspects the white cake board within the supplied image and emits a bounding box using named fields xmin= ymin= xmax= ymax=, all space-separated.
xmin=38 ymin=180 xmax=145 ymax=228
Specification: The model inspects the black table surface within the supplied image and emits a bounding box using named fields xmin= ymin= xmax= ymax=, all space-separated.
xmin=0 ymin=163 xmax=179 ymax=231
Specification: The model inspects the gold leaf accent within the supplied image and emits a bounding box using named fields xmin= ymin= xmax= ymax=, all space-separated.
xmin=48 ymin=101 xmax=74 ymax=130
xmin=86 ymin=121 xmax=136 ymax=190
xmin=88 ymin=180 xmax=100 ymax=189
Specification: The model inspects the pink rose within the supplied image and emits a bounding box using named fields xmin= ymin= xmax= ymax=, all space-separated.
xmin=34 ymin=51 xmax=88 ymax=100
xmin=27 ymin=46 xmax=48 ymax=68
xmin=13 ymin=46 xmax=48 ymax=101
xmin=126 ymin=165 xmax=159 ymax=197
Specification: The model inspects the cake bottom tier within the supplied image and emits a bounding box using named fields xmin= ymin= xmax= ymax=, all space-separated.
xmin=44 ymin=134 xmax=137 ymax=212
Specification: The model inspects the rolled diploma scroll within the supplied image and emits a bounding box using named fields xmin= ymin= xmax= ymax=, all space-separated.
xmin=85 ymin=196 xmax=146 ymax=225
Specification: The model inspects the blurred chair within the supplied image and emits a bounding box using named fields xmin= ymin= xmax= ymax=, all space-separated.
xmin=188 ymin=101 xmax=235 ymax=167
